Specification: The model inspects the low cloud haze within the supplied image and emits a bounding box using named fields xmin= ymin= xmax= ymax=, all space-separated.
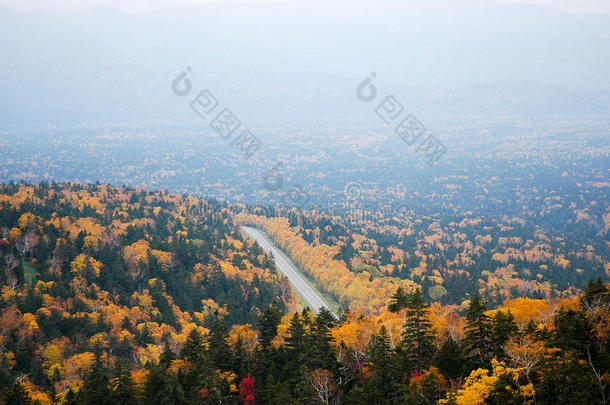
xmin=1 ymin=0 xmax=609 ymax=129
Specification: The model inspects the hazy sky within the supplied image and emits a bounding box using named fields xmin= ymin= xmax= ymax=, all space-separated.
xmin=2 ymin=0 xmax=610 ymax=14
xmin=2 ymin=0 xmax=609 ymax=128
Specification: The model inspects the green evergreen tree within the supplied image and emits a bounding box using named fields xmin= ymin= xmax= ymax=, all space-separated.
xmin=397 ymin=289 xmax=435 ymax=374
xmin=581 ymin=278 xmax=610 ymax=309
xmin=232 ymin=335 xmax=249 ymax=377
xmin=285 ymin=313 xmax=306 ymax=354
xmin=537 ymin=355 xmax=603 ymax=405
xmin=81 ymin=348 xmax=111 ymax=405
xmin=253 ymin=303 xmax=284 ymax=404
xmin=144 ymin=365 xmax=185 ymax=405
xmin=264 ymin=375 xmax=296 ymax=404
xmin=345 ymin=326 xmax=397 ymax=405
xmin=432 ymin=335 xmax=465 ymax=380
xmin=160 ymin=340 xmax=175 ymax=368
xmin=400 ymin=368 xmax=445 ymax=404
xmin=388 ymin=287 xmax=409 ymax=312
xmin=307 ymin=309 xmax=337 ymax=371
xmin=144 ymin=365 xmax=165 ymax=403
xmin=180 ymin=328 xmax=205 ymax=363
xmin=368 ymin=326 xmax=395 ymax=403
xmin=207 ymin=314 xmax=232 ymax=371
xmin=121 ymin=316 xmax=132 ymax=332
xmin=257 ymin=303 xmax=283 ymax=349
xmin=315 ymin=307 xmax=337 ymax=329
xmin=3 ymin=381 xmax=32 ymax=405
xmin=491 ymin=310 xmax=518 ymax=359
xmin=110 ymin=361 xmax=137 ymax=405
xmin=136 ymin=322 xmax=153 ymax=346
xmin=550 ymin=309 xmax=595 ymax=359
xmin=463 ymin=295 xmax=492 ymax=369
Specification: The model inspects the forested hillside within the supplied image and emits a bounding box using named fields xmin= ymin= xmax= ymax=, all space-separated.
xmin=239 ymin=203 xmax=608 ymax=312
xmin=0 ymin=183 xmax=291 ymax=403
xmin=0 ymin=183 xmax=608 ymax=404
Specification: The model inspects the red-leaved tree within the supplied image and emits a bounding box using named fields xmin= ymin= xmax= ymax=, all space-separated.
xmin=239 ymin=374 xmax=255 ymax=405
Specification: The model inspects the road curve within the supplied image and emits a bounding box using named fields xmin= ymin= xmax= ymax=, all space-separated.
xmin=241 ymin=225 xmax=337 ymax=318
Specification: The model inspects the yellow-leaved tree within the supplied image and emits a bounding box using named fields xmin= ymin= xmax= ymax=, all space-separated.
xmin=440 ymin=359 xmax=534 ymax=405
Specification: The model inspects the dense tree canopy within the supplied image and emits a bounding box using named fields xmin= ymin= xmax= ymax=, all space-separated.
xmin=0 ymin=183 xmax=607 ymax=404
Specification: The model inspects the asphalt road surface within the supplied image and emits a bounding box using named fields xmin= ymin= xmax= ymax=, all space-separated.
xmin=241 ymin=225 xmax=337 ymax=317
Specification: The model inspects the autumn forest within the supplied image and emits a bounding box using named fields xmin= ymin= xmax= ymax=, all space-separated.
xmin=0 ymin=182 xmax=607 ymax=404
xmin=2 ymin=0 xmax=610 ymax=403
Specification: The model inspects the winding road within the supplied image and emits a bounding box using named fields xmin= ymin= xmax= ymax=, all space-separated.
xmin=241 ymin=225 xmax=337 ymax=318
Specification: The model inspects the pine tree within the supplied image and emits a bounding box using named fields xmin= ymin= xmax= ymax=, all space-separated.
xmin=253 ymin=303 xmax=284 ymax=403
xmin=144 ymin=364 xmax=166 ymax=403
xmin=3 ymin=381 xmax=32 ymax=405
xmin=180 ymin=327 xmax=217 ymax=403
xmin=145 ymin=364 xmax=186 ymax=405
xmin=81 ymin=348 xmax=111 ymax=405
xmin=582 ymin=278 xmax=609 ymax=309
xmin=160 ymin=339 xmax=175 ymax=368
xmin=137 ymin=322 xmax=153 ymax=345
xmin=110 ymin=360 xmax=137 ymax=405
xmin=207 ymin=314 xmax=232 ymax=371
xmin=346 ymin=326 xmax=395 ymax=405
xmin=263 ymin=375 xmax=295 ymax=404
xmin=285 ymin=313 xmax=306 ymax=354
xmin=368 ymin=325 xmax=394 ymax=401
xmin=397 ymin=288 xmax=435 ymax=374
xmin=307 ymin=309 xmax=337 ymax=371
xmin=181 ymin=328 xmax=205 ymax=363
xmin=388 ymin=287 xmax=409 ymax=312
xmin=491 ymin=310 xmax=518 ymax=359
xmin=537 ymin=355 xmax=602 ymax=405
xmin=121 ymin=316 xmax=132 ymax=332
xmin=432 ymin=335 xmax=465 ymax=380
xmin=463 ymin=295 xmax=492 ymax=369
xmin=232 ymin=335 xmax=249 ymax=377
xmin=550 ymin=309 xmax=595 ymax=359
xmin=257 ymin=302 xmax=282 ymax=349
xmin=285 ymin=312 xmax=307 ymax=370
xmin=315 ymin=307 xmax=337 ymax=330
